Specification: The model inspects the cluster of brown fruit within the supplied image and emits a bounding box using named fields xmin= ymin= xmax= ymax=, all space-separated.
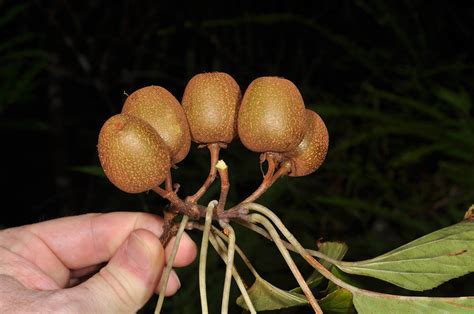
xmin=97 ymin=72 xmax=328 ymax=217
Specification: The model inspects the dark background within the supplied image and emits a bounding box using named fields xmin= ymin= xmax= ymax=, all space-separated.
xmin=1 ymin=1 xmax=473 ymax=313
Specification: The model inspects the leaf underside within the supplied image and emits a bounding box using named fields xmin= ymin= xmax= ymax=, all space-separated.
xmin=336 ymin=220 xmax=474 ymax=291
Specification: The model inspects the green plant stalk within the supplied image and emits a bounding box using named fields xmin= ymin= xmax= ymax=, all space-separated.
xmin=212 ymin=226 xmax=259 ymax=277
xmin=248 ymin=213 xmax=322 ymax=313
xmin=199 ymin=201 xmax=217 ymax=313
xmin=236 ymin=219 xmax=340 ymax=264
xmin=155 ymin=215 xmax=190 ymax=314
xmin=244 ymin=203 xmax=355 ymax=287
xmin=209 ymin=231 xmax=257 ymax=314
xmin=218 ymin=222 xmax=235 ymax=314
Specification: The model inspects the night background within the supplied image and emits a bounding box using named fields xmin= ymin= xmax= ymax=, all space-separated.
xmin=1 ymin=1 xmax=473 ymax=313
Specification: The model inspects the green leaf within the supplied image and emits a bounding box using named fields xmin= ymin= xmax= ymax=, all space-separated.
xmin=235 ymin=276 xmax=308 ymax=311
xmin=71 ymin=166 xmax=105 ymax=177
xmin=336 ymin=220 xmax=474 ymax=291
xmin=353 ymin=291 xmax=474 ymax=314
xmin=319 ymin=241 xmax=349 ymax=271
xmin=319 ymin=288 xmax=355 ymax=314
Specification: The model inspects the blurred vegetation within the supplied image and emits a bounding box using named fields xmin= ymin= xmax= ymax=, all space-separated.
xmin=1 ymin=0 xmax=473 ymax=313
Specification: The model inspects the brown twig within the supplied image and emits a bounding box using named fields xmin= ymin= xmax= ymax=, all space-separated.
xmin=240 ymin=153 xmax=276 ymax=204
xmin=216 ymin=160 xmax=230 ymax=215
xmin=187 ymin=143 xmax=221 ymax=203
xmin=159 ymin=210 xmax=178 ymax=247
xmin=159 ymin=171 xmax=179 ymax=246
xmin=154 ymin=183 xmax=245 ymax=222
xmin=239 ymin=154 xmax=290 ymax=205
xmin=165 ymin=171 xmax=173 ymax=192
xmin=152 ymin=186 xmax=200 ymax=218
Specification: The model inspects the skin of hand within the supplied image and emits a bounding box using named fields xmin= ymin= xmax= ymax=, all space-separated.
xmin=0 ymin=212 xmax=197 ymax=313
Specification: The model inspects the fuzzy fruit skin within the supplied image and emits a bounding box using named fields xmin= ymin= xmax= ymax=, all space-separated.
xmin=238 ymin=76 xmax=305 ymax=153
xmin=284 ymin=109 xmax=329 ymax=177
xmin=122 ymin=86 xmax=191 ymax=164
xmin=98 ymin=114 xmax=171 ymax=193
xmin=182 ymin=72 xmax=241 ymax=144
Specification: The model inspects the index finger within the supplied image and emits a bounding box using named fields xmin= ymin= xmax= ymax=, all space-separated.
xmin=23 ymin=212 xmax=196 ymax=269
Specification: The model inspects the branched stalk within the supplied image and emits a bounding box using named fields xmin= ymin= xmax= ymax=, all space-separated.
xmin=199 ymin=201 xmax=217 ymax=313
xmin=240 ymin=153 xmax=276 ymax=204
xmin=208 ymin=232 xmax=256 ymax=314
xmin=244 ymin=203 xmax=361 ymax=293
xmin=155 ymin=215 xmax=190 ymax=314
xmin=218 ymin=222 xmax=235 ymax=314
xmin=248 ymin=213 xmax=322 ymax=314
xmin=153 ymin=186 xmax=201 ymax=218
xmin=187 ymin=143 xmax=221 ymax=203
xmin=236 ymin=154 xmax=291 ymax=206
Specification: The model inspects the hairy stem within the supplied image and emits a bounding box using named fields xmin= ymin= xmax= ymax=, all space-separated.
xmin=155 ymin=215 xmax=189 ymax=314
xmin=248 ymin=213 xmax=322 ymax=314
xmin=208 ymin=232 xmax=256 ymax=314
xmin=199 ymin=201 xmax=217 ymax=313
xmin=187 ymin=143 xmax=221 ymax=203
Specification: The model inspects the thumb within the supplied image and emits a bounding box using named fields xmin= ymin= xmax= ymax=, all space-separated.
xmin=72 ymin=229 xmax=165 ymax=313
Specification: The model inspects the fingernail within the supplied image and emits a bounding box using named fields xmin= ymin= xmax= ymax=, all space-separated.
xmin=169 ymin=270 xmax=181 ymax=291
xmin=126 ymin=232 xmax=151 ymax=271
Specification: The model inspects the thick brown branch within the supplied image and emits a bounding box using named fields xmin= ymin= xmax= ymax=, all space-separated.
xmin=153 ymin=186 xmax=200 ymax=218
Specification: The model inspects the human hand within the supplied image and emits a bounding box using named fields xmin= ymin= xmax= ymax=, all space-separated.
xmin=0 ymin=212 xmax=197 ymax=313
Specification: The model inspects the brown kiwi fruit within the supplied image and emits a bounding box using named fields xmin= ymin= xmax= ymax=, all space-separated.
xmin=122 ymin=86 xmax=191 ymax=164
xmin=237 ymin=76 xmax=306 ymax=153
xmin=97 ymin=113 xmax=171 ymax=193
xmin=181 ymin=72 xmax=241 ymax=144
xmin=283 ymin=109 xmax=329 ymax=177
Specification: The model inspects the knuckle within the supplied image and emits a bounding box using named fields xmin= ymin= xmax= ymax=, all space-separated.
xmin=95 ymin=267 xmax=138 ymax=311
